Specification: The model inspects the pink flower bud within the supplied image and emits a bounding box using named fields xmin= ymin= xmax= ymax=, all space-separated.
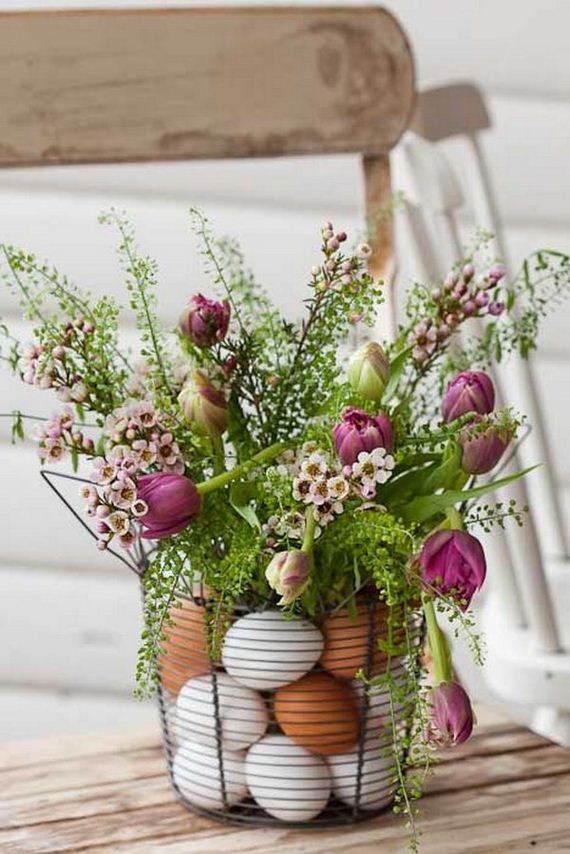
xmin=137 ymin=472 xmax=202 ymax=539
xmin=488 ymin=263 xmax=506 ymax=283
xmin=442 ymin=371 xmax=495 ymax=423
xmin=178 ymin=371 xmax=229 ymax=438
xmin=222 ymin=355 xmax=238 ymax=377
xmin=333 ymin=406 xmax=393 ymax=466
xmin=265 ymin=549 xmax=312 ymax=605
xmin=347 ymin=342 xmax=390 ymax=402
xmin=458 ymin=418 xmax=511 ymax=474
xmin=462 ymin=263 xmax=475 ymax=282
xmin=474 ymin=291 xmax=490 ymax=308
xmin=419 ymin=529 xmax=486 ymax=608
xmin=427 ymin=681 xmax=474 ymax=746
xmin=488 ymin=301 xmax=505 ymax=316
xmin=179 ymin=294 xmax=230 ymax=348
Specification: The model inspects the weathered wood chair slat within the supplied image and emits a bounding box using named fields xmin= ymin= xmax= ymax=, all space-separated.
xmin=0 ymin=7 xmax=414 ymax=166
xmin=0 ymin=6 xmax=414 ymax=292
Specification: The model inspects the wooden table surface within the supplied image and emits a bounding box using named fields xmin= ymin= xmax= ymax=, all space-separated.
xmin=0 ymin=707 xmax=568 ymax=853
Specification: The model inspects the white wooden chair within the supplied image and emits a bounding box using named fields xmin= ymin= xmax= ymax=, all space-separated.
xmin=393 ymin=84 xmax=570 ymax=743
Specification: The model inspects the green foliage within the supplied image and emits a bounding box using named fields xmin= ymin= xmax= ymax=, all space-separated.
xmin=4 ymin=209 xmax=570 ymax=853
xmin=189 ymin=208 xmax=385 ymax=449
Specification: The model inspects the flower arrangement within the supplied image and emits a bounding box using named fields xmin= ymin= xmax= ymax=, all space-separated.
xmin=2 ymin=209 xmax=569 ymax=847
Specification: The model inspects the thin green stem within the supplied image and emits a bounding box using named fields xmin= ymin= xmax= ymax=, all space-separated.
xmin=1 ymin=245 xmax=44 ymax=321
xmin=196 ymin=441 xmax=286 ymax=495
xmin=112 ymin=215 xmax=171 ymax=395
xmin=0 ymin=411 xmax=96 ymax=428
xmin=301 ymin=506 xmax=317 ymax=554
xmin=445 ymin=507 xmax=463 ymax=530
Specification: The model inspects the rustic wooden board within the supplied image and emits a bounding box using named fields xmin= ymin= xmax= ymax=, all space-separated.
xmin=0 ymin=7 xmax=414 ymax=168
xmin=0 ymin=708 xmax=567 ymax=853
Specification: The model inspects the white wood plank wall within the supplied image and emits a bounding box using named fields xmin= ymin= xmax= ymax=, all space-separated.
xmin=1 ymin=0 xmax=568 ymax=738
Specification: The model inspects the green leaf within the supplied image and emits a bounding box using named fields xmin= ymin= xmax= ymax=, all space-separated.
xmin=229 ymin=482 xmax=260 ymax=529
xmin=382 ymin=345 xmax=413 ymax=403
xmin=419 ymin=441 xmax=466 ymax=495
xmin=398 ymin=465 xmax=540 ymax=523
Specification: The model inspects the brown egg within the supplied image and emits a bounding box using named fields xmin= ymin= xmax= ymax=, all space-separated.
xmin=274 ymin=672 xmax=359 ymax=755
xmin=158 ymin=600 xmax=211 ymax=695
xmin=319 ymin=601 xmax=405 ymax=680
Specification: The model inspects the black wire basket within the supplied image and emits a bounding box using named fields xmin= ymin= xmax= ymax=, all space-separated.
xmin=40 ymin=470 xmax=421 ymax=828
xmin=157 ymin=587 xmax=421 ymax=828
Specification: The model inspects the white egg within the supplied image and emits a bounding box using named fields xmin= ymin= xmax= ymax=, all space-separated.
xmin=172 ymin=739 xmax=247 ymax=810
xmin=246 ymin=734 xmax=331 ymax=822
xmin=327 ymin=744 xmax=395 ymax=810
xmin=176 ymin=672 xmax=268 ymax=751
xmin=222 ymin=610 xmax=324 ymax=690
xmin=162 ymin=696 xmax=182 ymax=748
xmin=351 ymin=662 xmax=408 ymax=743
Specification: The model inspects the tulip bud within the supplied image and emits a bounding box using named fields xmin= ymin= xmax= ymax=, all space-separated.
xmin=265 ymin=549 xmax=312 ymax=605
xmin=178 ymin=371 xmax=229 ymax=437
xmin=137 ymin=472 xmax=202 ymax=539
xmin=427 ymin=681 xmax=474 ymax=746
xmin=179 ymin=293 xmax=230 ymax=348
xmin=348 ymin=342 xmax=390 ymax=402
xmin=442 ymin=371 xmax=495 ymax=423
xmin=419 ymin=529 xmax=486 ymax=609
xmin=458 ymin=418 xmax=510 ymax=474
xmin=333 ymin=406 xmax=393 ymax=467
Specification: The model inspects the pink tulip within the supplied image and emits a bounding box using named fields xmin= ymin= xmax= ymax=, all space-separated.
xmin=428 ymin=681 xmax=474 ymax=746
xmin=458 ymin=418 xmax=510 ymax=474
xmin=179 ymin=294 xmax=230 ymax=348
xmin=137 ymin=472 xmax=202 ymax=539
xmin=333 ymin=406 xmax=393 ymax=467
xmin=178 ymin=371 xmax=229 ymax=437
xmin=265 ymin=549 xmax=312 ymax=605
xmin=442 ymin=371 xmax=495 ymax=423
xmin=419 ymin=529 xmax=486 ymax=608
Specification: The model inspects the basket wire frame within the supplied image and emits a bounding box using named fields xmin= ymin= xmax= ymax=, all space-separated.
xmin=39 ymin=469 xmax=421 ymax=828
xmin=157 ymin=587 xmax=421 ymax=828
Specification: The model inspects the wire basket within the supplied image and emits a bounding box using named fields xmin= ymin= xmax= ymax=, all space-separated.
xmin=38 ymin=469 xmax=421 ymax=827
xmin=156 ymin=588 xmax=421 ymax=828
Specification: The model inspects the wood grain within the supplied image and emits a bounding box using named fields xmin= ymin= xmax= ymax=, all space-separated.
xmin=0 ymin=708 xmax=567 ymax=853
xmin=0 ymin=7 xmax=414 ymax=168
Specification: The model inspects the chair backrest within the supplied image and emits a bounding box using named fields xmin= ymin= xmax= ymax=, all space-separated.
xmin=0 ymin=6 xmax=415 ymax=303
xmin=394 ymin=115 xmax=562 ymax=654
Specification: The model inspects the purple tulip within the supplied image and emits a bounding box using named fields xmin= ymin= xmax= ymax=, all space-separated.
xmin=178 ymin=371 xmax=229 ymax=437
xmin=428 ymin=681 xmax=474 ymax=746
xmin=137 ymin=472 xmax=202 ymax=539
xmin=442 ymin=371 xmax=495 ymax=423
xmin=458 ymin=418 xmax=510 ymax=474
xmin=419 ymin=529 xmax=486 ymax=608
xmin=265 ymin=549 xmax=312 ymax=605
xmin=333 ymin=406 xmax=393 ymax=467
xmin=179 ymin=294 xmax=230 ymax=348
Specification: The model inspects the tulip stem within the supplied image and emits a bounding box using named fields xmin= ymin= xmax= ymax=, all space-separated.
xmin=301 ymin=507 xmax=317 ymax=554
xmin=445 ymin=507 xmax=464 ymax=530
xmin=196 ymin=441 xmax=286 ymax=495
xmin=423 ymin=595 xmax=452 ymax=685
